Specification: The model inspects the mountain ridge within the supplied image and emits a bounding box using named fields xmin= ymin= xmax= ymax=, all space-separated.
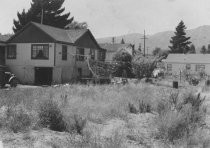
xmin=97 ymin=25 xmax=210 ymax=54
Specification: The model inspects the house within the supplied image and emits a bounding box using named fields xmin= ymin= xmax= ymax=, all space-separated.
xmin=6 ymin=22 xmax=105 ymax=85
xmin=0 ymin=34 xmax=11 ymax=65
xmin=164 ymin=54 xmax=210 ymax=75
xmin=99 ymin=43 xmax=134 ymax=62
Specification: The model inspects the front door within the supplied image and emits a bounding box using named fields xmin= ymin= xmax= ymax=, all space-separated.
xmin=35 ymin=67 xmax=52 ymax=85
xmin=0 ymin=46 xmax=5 ymax=65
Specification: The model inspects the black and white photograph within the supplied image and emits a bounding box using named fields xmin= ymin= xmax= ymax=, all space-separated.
xmin=0 ymin=0 xmax=210 ymax=147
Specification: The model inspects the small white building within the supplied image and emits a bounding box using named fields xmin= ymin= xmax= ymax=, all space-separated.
xmin=6 ymin=22 xmax=105 ymax=85
xmin=165 ymin=54 xmax=210 ymax=75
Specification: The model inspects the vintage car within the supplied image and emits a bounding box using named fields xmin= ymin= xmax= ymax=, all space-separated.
xmin=0 ymin=66 xmax=18 ymax=88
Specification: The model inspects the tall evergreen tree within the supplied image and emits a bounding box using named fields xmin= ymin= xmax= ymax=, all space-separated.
xmin=121 ymin=38 xmax=125 ymax=44
xmin=207 ymin=44 xmax=210 ymax=54
xmin=169 ymin=20 xmax=191 ymax=54
xmin=188 ymin=44 xmax=196 ymax=53
xmin=200 ymin=45 xmax=207 ymax=54
xmin=152 ymin=47 xmax=162 ymax=56
xmin=13 ymin=0 xmax=75 ymax=33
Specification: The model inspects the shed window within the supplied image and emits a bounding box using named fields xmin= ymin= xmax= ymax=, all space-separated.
xmin=76 ymin=48 xmax=85 ymax=61
xmin=31 ymin=44 xmax=49 ymax=60
xmin=186 ymin=64 xmax=191 ymax=70
xmin=98 ymin=50 xmax=106 ymax=61
xmin=7 ymin=45 xmax=16 ymax=59
xmin=195 ymin=64 xmax=205 ymax=71
xmin=62 ymin=45 xmax=67 ymax=60
xmin=167 ymin=64 xmax=172 ymax=71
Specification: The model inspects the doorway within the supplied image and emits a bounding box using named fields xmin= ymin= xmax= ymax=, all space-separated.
xmin=0 ymin=46 xmax=5 ymax=65
xmin=35 ymin=67 xmax=52 ymax=85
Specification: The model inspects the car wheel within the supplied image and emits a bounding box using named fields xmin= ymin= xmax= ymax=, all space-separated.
xmin=0 ymin=83 xmax=5 ymax=88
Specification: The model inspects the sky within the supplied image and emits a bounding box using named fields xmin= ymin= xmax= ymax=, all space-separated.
xmin=1 ymin=0 xmax=210 ymax=38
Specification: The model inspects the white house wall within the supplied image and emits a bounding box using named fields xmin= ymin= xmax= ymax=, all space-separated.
xmin=6 ymin=42 xmax=100 ymax=84
xmin=166 ymin=62 xmax=210 ymax=75
xmin=55 ymin=43 xmax=92 ymax=83
xmin=6 ymin=43 xmax=54 ymax=84
xmin=105 ymin=52 xmax=114 ymax=61
xmin=76 ymin=48 xmax=91 ymax=78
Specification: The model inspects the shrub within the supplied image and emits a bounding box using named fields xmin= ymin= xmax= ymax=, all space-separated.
xmin=38 ymin=99 xmax=66 ymax=132
xmin=205 ymin=80 xmax=210 ymax=86
xmin=132 ymin=59 xmax=157 ymax=80
xmin=112 ymin=52 xmax=134 ymax=78
xmin=182 ymin=93 xmax=205 ymax=112
xmin=128 ymin=103 xmax=138 ymax=114
xmin=156 ymin=99 xmax=170 ymax=115
xmin=5 ymin=105 xmax=31 ymax=133
xmin=155 ymin=92 xmax=206 ymax=144
xmin=139 ymin=100 xmax=151 ymax=113
xmin=156 ymin=110 xmax=188 ymax=142
xmin=128 ymin=101 xmax=151 ymax=114
xmin=72 ymin=114 xmax=86 ymax=135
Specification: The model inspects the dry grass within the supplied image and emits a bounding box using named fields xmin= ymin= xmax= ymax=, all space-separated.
xmin=0 ymin=83 xmax=163 ymax=124
xmin=0 ymin=83 xmax=208 ymax=147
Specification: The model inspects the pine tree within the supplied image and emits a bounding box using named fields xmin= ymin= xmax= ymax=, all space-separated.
xmin=13 ymin=0 xmax=75 ymax=33
xmin=189 ymin=44 xmax=196 ymax=53
xmin=200 ymin=45 xmax=207 ymax=54
xmin=169 ymin=21 xmax=191 ymax=54
xmin=121 ymin=38 xmax=125 ymax=44
xmin=152 ymin=47 xmax=162 ymax=56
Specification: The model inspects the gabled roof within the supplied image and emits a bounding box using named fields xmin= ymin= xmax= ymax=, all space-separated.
xmin=8 ymin=22 xmax=97 ymax=46
xmin=165 ymin=54 xmax=210 ymax=64
xmin=99 ymin=43 xmax=132 ymax=52
xmin=32 ymin=22 xmax=88 ymax=44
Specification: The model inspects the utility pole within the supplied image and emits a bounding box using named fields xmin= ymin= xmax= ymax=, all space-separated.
xmin=141 ymin=30 xmax=148 ymax=57
xmin=41 ymin=8 xmax=44 ymax=24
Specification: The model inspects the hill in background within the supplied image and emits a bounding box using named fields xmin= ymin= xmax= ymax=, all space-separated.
xmin=97 ymin=25 xmax=210 ymax=54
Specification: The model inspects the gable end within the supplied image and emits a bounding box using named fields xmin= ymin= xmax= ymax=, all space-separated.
xmin=8 ymin=23 xmax=55 ymax=43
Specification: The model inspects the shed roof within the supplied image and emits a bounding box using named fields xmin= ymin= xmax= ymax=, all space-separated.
xmin=99 ymin=43 xmax=132 ymax=52
xmin=165 ymin=54 xmax=210 ymax=64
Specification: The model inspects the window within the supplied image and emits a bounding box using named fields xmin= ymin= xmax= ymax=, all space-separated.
xmin=195 ymin=64 xmax=205 ymax=71
xmin=167 ymin=64 xmax=172 ymax=71
xmin=62 ymin=45 xmax=67 ymax=60
xmin=76 ymin=48 xmax=85 ymax=61
xmin=97 ymin=50 xmax=106 ymax=61
xmin=7 ymin=45 xmax=16 ymax=59
xmin=186 ymin=64 xmax=191 ymax=70
xmin=31 ymin=44 xmax=49 ymax=60
xmin=89 ymin=49 xmax=95 ymax=60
